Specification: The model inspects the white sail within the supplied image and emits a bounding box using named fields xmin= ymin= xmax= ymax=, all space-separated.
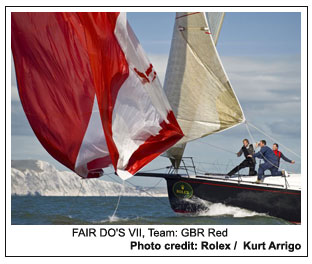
xmin=164 ymin=12 xmax=245 ymax=167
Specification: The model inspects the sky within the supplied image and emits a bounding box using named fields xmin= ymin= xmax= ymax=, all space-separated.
xmin=11 ymin=12 xmax=303 ymax=187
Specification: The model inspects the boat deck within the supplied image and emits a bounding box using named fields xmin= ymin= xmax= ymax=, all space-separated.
xmin=184 ymin=173 xmax=301 ymax=191
xmin=134 ymin=172 xmax=301 ymax=191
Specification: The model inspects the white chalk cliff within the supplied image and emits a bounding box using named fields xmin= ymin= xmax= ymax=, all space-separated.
xmin=11 ymin=160 xmax=167 ymax=197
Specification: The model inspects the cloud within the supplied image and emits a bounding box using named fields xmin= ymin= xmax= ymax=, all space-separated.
xmin=221 ymin=55 xmax=301 ymax=105
xmin=222 ymin=55 xmax=301 ymax=140
xmin=266 ymin=120 xmax=301 ymax=137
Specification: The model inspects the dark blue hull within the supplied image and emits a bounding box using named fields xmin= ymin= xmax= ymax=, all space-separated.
xmin=166 ymin=177 xmax=301 ymax=223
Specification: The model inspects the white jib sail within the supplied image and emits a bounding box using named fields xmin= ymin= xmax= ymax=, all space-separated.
xmin=164 ymin=12 xmax=245 ymax=167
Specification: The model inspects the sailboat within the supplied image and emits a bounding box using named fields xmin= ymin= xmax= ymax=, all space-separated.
xmin=136 ymin=12 xmax=301 ymax=223
xmin=11 ymin=12 xmax=301 ymax=223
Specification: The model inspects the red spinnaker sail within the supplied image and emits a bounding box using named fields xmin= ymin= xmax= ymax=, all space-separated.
xmin=12 ymin=12 xmax=183 ymax=179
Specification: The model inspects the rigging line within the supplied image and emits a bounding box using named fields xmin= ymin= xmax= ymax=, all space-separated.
xmin=124 ymin=179 xmax=169 ymax=207
xmin=140 ymin=167 xmax=169 ymax=173
xmin=105 ymin=174 xmax=169 ymax=207
xmin=245 ymin=122 xmax=280 ymax=170
xmin=194 ymin=138 xmax=237 ymax=154
xmin=246 ymin=121 xmax=285 ymax=170
xmin=67 ymin=179 xmax=84 ymax=216
xmin=77 ymin=179 xmax=84 ymax=196
xmin=245 ymin=121 xmax=281 ymax=170
xmin=245 ymin=121 xmax=257 ymax=145
xmin=196 ymin=161 xmax=237 ymax=167
xmin=111 ymin=180 xmax=124 ymax=219
xmin=246 ymin=121 xmax=301 ymax=159
xmin=245 ymin=121 xmax=283 ymax=171
xmin=194 ymin=167 xmax=206 ymax=174
xmin=245 ymin=121 xmax=297 ymax=175
xmin=141 ymin=178 xmax=165 ymax=192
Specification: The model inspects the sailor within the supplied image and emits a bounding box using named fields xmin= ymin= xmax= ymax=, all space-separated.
xmin=249 ymin=140 xmax=286 ymax=183
xmin=273 ymin=143 xmax=295 ymax=167
xmin=227 ymin=139 xmax=257 ymax=177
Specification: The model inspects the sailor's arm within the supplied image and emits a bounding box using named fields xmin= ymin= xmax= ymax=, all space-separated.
xmin=237 ymin=148 xmax=243 ymax=157
xmin=281 ymin=152 xmax=295 ymax=164
xmin=252 ymin=142 xmax=259 ymax=149
xmin=248 ymin=149 xmax=263 ymax=159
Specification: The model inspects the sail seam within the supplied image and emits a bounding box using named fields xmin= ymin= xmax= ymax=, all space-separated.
xmin=202 ymin=12 xmax=246 ymax=122
xmin=181 ymin=31 xmax=246 ymax=130
xmin=179 ymin=28 xmax=245 ymax=125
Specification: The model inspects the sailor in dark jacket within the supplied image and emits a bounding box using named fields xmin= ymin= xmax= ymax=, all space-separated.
xmin=272 ymin=143 xmax=295 ymax=167
xmin=249 ymin=140 xmax=285 ymax=183
xmin=227 ymin=139 xmax=257 ymax=177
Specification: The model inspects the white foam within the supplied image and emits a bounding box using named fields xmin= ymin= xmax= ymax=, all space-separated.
xmin=108 ymin=215 xmax=122 ymax=222
xmin=198 ymin=203 xmax=264 ymax=218
xmin=185 ymin=197 xmax=265 ymax=218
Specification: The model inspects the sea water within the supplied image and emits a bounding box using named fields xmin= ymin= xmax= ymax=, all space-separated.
xmin=11 ymin=196 xmax=292 ymax=225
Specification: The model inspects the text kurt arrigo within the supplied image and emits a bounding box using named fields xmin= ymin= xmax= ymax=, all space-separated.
xmin=72 ymin=228 xmax=301 ymax=252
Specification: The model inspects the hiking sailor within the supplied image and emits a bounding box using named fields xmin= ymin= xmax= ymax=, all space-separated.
xmin=227 ymin=138 xmax=257 ymax=177
xmin=248 ymin=140 xmax=288 ymax=183
xmin=273 ymin=143 xmax=295 ymax=168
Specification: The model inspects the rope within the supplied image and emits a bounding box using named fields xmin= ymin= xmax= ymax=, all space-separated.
xmin=142 ymin=178 xmax=164 ymax=192
xmin=67 ymin=179 xmax=85 ymax=216
xmin=195 ymin=138 xmax=236 ymax=154
xmin=245 ymin=121 xmax=279 ymax=170
xmin=245 ymin=121 xmax=257 ymax=146
xmin=246 ymin=121 xmax=301 ymax=159
xmin=105 ymin=173 xmax=169 ymax=207
xmin=125 ymin=179 xmax=169 ymax=207
xmin=245 ymin=121 xmax=297 ymax=175
xmin=76 ymin=179 xmax=84 ymax=196
xmin=196 ymin=161 xmax=236 ymax=167
xmin=140 ymin=167 xmax=169 ymax=173
xmin=110 ymin=180 xmax=124 ymax=219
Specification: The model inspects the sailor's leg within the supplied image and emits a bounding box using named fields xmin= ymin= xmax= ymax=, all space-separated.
xmin=227 ymin=160 xmax=249 ymax=176
xmin=248 ymin=161 xmax=257 ymax=176
xmin=258 ymin=162 xmax=271 ymax=180
xmin=270 ymin=166 xmax=283 ymax=176
xmin=257 ymin=165 xmax=264 ymax=180
xmin=227 ymin=165 xmax=240 ymax=176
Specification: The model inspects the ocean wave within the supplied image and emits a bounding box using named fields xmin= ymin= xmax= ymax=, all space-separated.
xmin=183 ymin=197 xmax=265 ymax=218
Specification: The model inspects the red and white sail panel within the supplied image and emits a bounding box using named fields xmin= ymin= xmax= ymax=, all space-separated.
xmin=11 ymin=12 xmax=183 ymax=180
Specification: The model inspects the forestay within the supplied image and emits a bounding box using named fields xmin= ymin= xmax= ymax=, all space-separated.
xmin=164 ymin=12 xmax=245 ymax=168
xmin=12 ymin=12 xmax=183 ymax=180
